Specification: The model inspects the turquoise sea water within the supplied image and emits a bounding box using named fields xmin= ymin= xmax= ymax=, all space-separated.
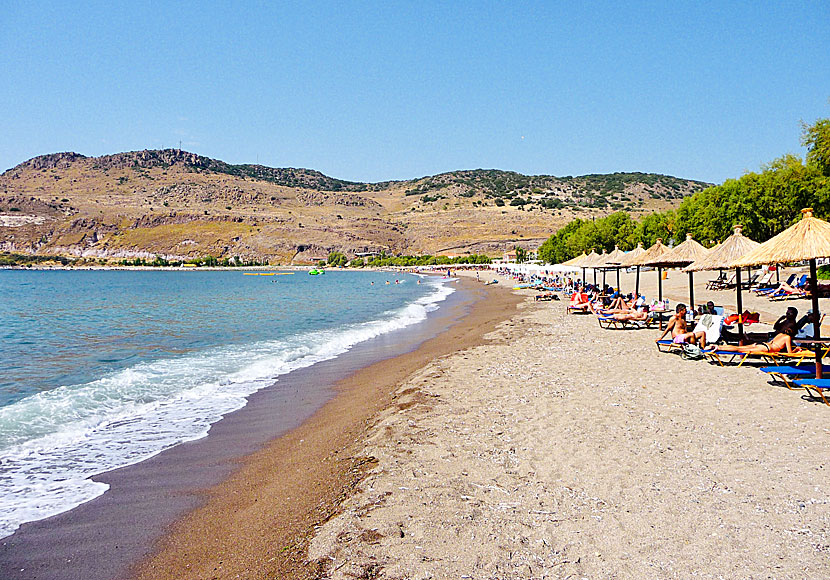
xmin=0 ymin=269 xmax=452 ymax=538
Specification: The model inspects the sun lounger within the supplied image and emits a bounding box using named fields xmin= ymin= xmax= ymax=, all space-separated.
xmin=760 ymin=364 xmax=830 ymax=390
xmin=793 ymin=379 xmax=830 ymax=405
xmin=596 ymin=314 xmax=650 ymax=330
xmin=706 ymin=272 xmax=728 ymax=290
xmin=754 ymin=274 xmax=795 ymax=295
xmin=655 ymin=339 xmax=682 ymax=353
xmin=767 ymin=274 xmax=808 ymax=300
xmin=705 ymin=349 xmax=816 ymax=368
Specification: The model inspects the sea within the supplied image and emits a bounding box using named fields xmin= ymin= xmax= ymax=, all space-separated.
xmin=0 ymin=269 xmax=453 ymax=539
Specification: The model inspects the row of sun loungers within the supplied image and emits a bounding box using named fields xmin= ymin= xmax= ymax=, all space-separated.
xmin=568 ymin=293 xmax=830 ymax=407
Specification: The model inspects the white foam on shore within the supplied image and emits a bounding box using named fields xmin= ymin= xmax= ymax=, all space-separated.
xmin=0 ymin=278 xmax=454 ymax=538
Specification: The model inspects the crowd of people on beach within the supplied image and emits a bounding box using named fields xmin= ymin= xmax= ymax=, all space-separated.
xmin=495 ymin=265 xmax=825 ymax=370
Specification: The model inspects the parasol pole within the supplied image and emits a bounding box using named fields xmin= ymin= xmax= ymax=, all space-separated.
xmin=602 ymin=268 xmax=607 ymax=288
xmin=593 ymin=267 xmax=597 ymax=286
xmin=616 ymin=267 xmax=621 ymax=293
xmin=635 ymin=266 xmax=641 ymax=297
xmin=688 ymin=271 xmax=695 ymax=313
xmin=809 ymin=258 xmax=823 ymax=379
xmin=735 ymin=267 xmax=744 ymax=343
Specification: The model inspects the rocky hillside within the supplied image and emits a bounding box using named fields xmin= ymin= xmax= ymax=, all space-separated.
xmin=0 ymin=149 xmax=710 ymax=264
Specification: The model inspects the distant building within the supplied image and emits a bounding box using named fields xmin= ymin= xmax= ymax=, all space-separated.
xmin=503 ymin=250 xmax=517 ymax=262
xmin=438 ymin=251 xmax=467 ymax=259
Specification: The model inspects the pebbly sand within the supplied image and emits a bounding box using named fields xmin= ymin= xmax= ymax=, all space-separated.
xmin=307 ymin=268 xmax=830 ymax=579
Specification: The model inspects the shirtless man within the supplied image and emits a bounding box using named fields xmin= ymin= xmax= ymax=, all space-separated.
xmin=656 ymin=303 xmax=707 ymax=348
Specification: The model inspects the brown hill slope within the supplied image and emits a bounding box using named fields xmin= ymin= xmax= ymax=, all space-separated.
xmin=0 ymin=149 xmax=710 ymax=263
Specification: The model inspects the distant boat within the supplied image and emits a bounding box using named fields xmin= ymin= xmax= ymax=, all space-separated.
xmin=309 ymin=269 xmax=325 ymax=275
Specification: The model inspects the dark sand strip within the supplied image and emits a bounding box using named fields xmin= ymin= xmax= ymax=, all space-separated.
xmin=0 ymin=278 xmax=519 ymax=580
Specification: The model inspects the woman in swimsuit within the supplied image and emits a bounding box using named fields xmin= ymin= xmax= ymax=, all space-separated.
xmin=709 ymin=323 xmax=802 ymax=354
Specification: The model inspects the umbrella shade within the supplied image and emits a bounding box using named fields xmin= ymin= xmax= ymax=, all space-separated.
xmin=619 ymin=243 xmax=645 ymax=266
xmin=643 ymin=233 xmax=710 ymax=268
xmin=682 ymin=225 xmax=761 ymax=339
xmin=588 ymin=250 xmax=609 ymax=268
xmin=600 ymin=245 xmax=627 ymax=266
xmin=684 ymin=225 xmax=759 ymax=272
xmin=732 ymin=208 xmax=830 ymax=267
xmin=570 ymin=250 xmax=598 ymax=268
xmin=623 ymin=239 xmax=669 ymax=267
xmin=561 ymin=252 xmax=588 ymax=267
xmin=731 ymin=209 xmax=830 ymax=379
xmin=577 ymin=250 xmax=603 ymax=268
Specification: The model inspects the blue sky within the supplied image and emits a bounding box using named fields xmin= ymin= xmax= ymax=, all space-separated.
xmin=1 ymin=1 xmax=828 ymax=184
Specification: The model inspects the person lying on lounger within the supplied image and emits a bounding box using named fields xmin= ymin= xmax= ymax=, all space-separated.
xmin=608 ymin=309 xmax=650 ymax=322
xmin=707 ymin=322 xmax=803 ymax=354
xmin=655 ymin=303 xmax=707 ymax=348
xmin=591 ymin=294 xmax=645 ymax=315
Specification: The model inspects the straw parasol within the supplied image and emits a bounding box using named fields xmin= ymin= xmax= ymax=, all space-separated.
xmin=600 ymin=245 xmax=628 ymax=290
xmin=684 ymin=225 xmax=760 ymax=339
xmin=643 ymin=234 xmax=710 ymax=311
xmin=580 ymin=250 xmax=606 ymax=286
xmin=732 ymin=208 xmax=830 ymax=377
xmin=624 ymin=238 xmax=670 ymax=299
xmin=562 ymin=252 xmax=587 ymax=267
xmin=569 ymin=250 xmax=598 ymax=287
xmin=619 ymin=242 xmax=645 ymax=265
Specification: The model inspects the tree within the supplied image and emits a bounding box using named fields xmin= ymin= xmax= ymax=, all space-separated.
xmin=803 ymin=117 xmax=830 ymax=176
xmin=515 ymin=247 xmax=527 ymax=263
xmin=327 ymin=251 xmax=347 ymax=267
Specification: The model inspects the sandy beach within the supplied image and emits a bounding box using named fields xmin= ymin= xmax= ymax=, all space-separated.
xmin=7 ymin=267 xmax=829 ymax=579
xmin=307 ymin=268 xmax=830 ymax=578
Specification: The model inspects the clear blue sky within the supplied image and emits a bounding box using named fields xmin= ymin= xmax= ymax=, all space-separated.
xmin=1 ymin=1 xmax=828 ymax=184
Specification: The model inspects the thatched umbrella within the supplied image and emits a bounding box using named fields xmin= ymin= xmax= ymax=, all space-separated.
xmin=561 ymin=252 xmax=588 ymax=286
xmin=581 ymin=250 xmax=605 ymax=286
xmin=733 ymin=208 xmax=830 ymax=377
xmin=685 ymin=224 xmax=760 ymax=339
xmin=601 ymin=245 xmax=628 ymax=291
xmin=570 ymin=250 xmax=599 ymax=287
xmin=616 ymin=242 xmax=645 ymax=295
xmin=624 ymin=238 xmax=669 ymax=299
xmin=644 ymin=234 xmax=710 ymax=312
xmin=562 ymin=252 xmax=587 ymax=267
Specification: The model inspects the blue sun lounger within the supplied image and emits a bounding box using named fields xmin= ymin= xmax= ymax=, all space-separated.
xmin=793 ymin=379 xmax=830 ymax=406
xmin=760 ymin=365 xmax=830 ymax=390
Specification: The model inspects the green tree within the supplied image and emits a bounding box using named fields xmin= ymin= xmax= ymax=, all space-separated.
xmin=803 ymin=117 xmax=830 ymax=176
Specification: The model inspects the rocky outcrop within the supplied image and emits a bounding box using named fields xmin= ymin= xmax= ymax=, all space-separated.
xmin=4 ymin=152 xmax=87 ymax=174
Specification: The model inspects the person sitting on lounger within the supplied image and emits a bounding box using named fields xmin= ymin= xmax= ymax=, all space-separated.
xmin=569 ymin=291 xmax=592 ymax=312
xmin=656 ymin=303 xmax=707 ymax=348
xmin=708 ymin=322 xmax=803 ymax=354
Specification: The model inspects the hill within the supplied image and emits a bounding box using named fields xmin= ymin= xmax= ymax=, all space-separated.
xmin=0 ymin=149 xmax=710 ymax=264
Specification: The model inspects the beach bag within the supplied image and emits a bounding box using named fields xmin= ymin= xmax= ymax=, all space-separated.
xmin=681 ymin=343 xmax=704 ymax=360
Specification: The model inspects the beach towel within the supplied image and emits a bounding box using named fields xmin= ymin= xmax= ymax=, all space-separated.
xmin=693 ymin=315 xmax=724 ymax=344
